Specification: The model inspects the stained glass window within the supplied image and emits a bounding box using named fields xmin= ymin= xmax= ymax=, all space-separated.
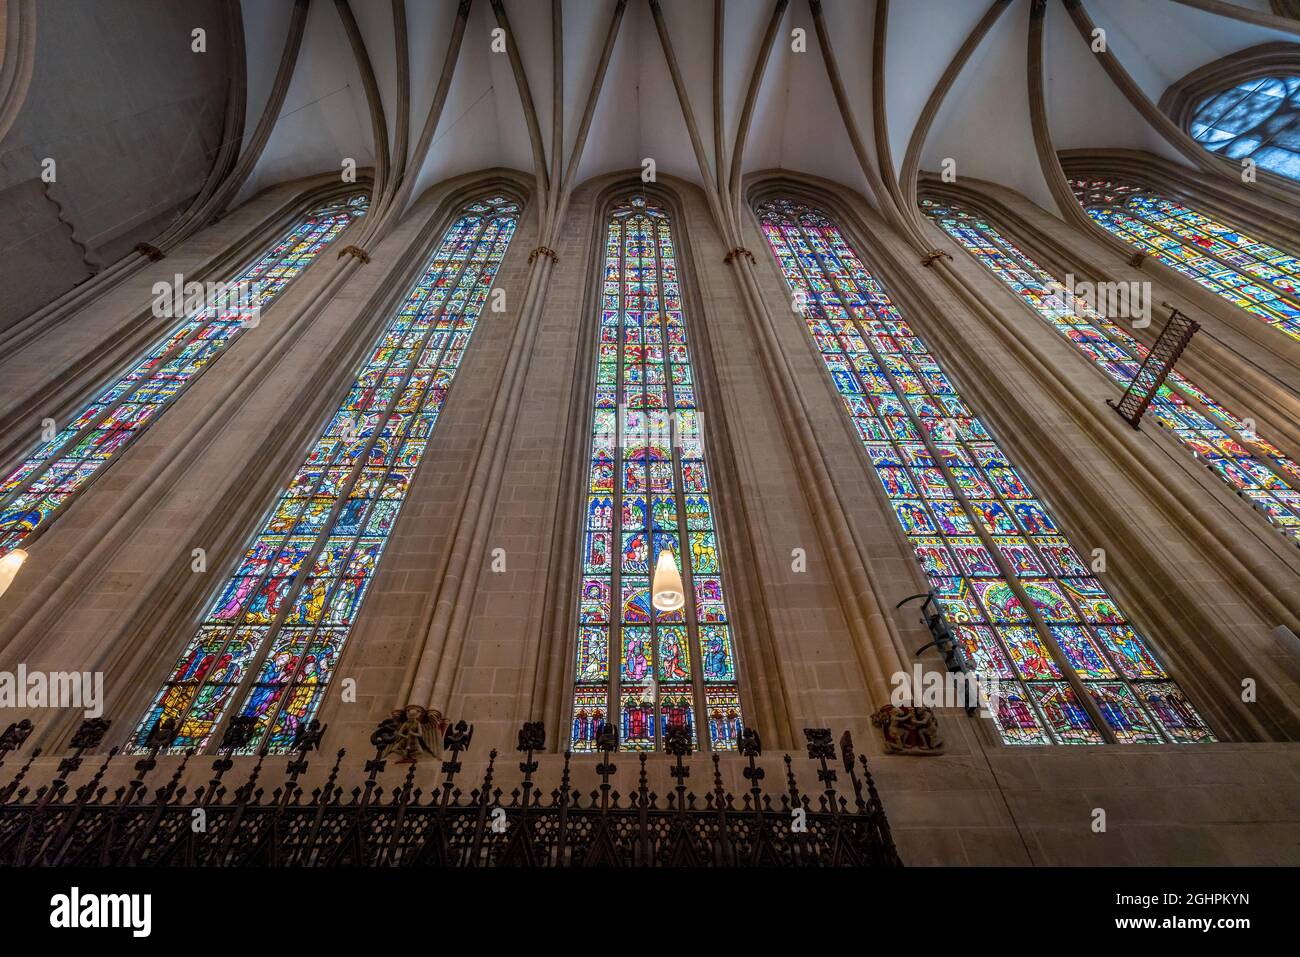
xmin=757 ymin=196 xmax=1214 ymax=746
xmin=1071 ymin=178 xmax=1300 ymax=342
xmin=1188 ymin=74 xmax=1300 ymax=181
xmin=0 ymin=194 xmax=369 ymax=556
xmin=922 ymin=197 xmax=1300 ymax=547
xmin=131 ymin=195 xmax=519 ymax=754
xmin=569 ymin=195 xmax=744 ymax=753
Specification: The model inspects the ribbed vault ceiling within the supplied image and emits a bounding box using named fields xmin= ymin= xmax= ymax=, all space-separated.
xmin=233 ymin=0 xmax=1300 ymax=221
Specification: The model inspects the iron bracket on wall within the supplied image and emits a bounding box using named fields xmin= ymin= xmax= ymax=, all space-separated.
xmin=1108 ymin=306 xmax=1200 ymax=429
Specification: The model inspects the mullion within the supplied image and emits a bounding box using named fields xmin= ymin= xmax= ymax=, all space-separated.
xmin=0 ymin=198 xmax=365 ymax=554
xmin=1044 ymin=205 xmax=1300 ymax=503
xmin=773 ymin=214 xmax=1060 ymax=743
xmin=572 ymin=199 xmax=745 ymax=752
xmin=144 ymin=231 xmax=446 ymax=753
xmin=1154 ymin=200 xmax=1300 ymax=291
xmin=254 ymin=216 xmax=503 ymax=725
xmin=608 ymin=214 xmax=624 ymax=745
xmin=654 ymin=214 xmax=703 ymax=749
xmin=659 ymin=214 xmax=728 ymax=749
xmin=137 ymin=442 xmax=344 ymax=754
xmin=786 ymin=218 xmax=1062 ymax=737
xmin=231 ymin=210 xmax=504 ymax=749
xmin=612 ymin=213 xmax=630 ymax=744
xmin=3 ymin=202 xmax=356 ymax=507
xmin=942 ymin=414 xmax=1165 ymax=740
xmin=1129 ymin=210 xmax=1297 ymax=304
xmin=809 ymin=220 xmax=1114 ymax=744
xmin=620 ymin=212 xmax=653 ymax=750
xmin=773 ymin=204 xmax=1214 ymax=745
xmin=164 ymin=251 xmax=448 ymax=751
xmin=231 ymin=213 xmax=505 ymax=752
xmin=641 ymin=213 xmax=663 ymax=749
xmin=246 ymin=218 xmax=334 ymax=297
xmin=642 ymin=213 xmax=660 ymax=743
xmin=3 ymin=306 xmax=210 ymax=489
xmin=1095 ymin=208 xmax=1300 ymax=332
xmin=125 ymin=205 xmax=374 ymax=750
xmin=644 ymin=212 xmax=673 ymax=747
xmin=934 ymin=206 xmax=1300 ymax=542
xmin=141 ymin=208 xmax=502 ymax=754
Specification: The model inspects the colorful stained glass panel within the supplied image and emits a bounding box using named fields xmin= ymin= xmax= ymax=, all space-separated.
xmin=569 ymin=196 xmax=745 ymax=752
xmin=130 ymin=196 xmax=517 ymax=754
xmin=0 ymin=195 xmax=369 ymax=554
xmin=760 ymin=196 xmax=1213 ymax=746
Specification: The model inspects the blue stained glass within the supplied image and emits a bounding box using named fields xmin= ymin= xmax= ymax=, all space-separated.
xmin=758 ymin=196 xmax=1214 ymax=745
xmin=0 ymin=194 xmax=369 ymax=555
xmin=921 ymin=196 xmax=1300 ymax=549
xmin=1189 ymin=75 xmax=1300 ymax=181
xmin=131 ymin=196 xmax=518 ymax=754
xmin=1069 ymin=178 xmax=1300 ymax=343
xmin=570 ymin=196 xmax=743 ymax=752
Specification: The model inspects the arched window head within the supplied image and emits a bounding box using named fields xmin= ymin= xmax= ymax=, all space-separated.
xmin=757 ymin=195 xmax=1214 ymax=746
xmin=569 ymin=194 xmax=744 ymax=754
xmin=1071 ymin=178 xmax=1300 ymax=343
xmin=1188 ymin=74 xmax=1300 ymax=181
xmin=130 ymin=195 xmax=519 ymax=755
xmin=922 ymin=195 xmax=1300 ymax=549
xmin=0 ymin=193 xmax=369 ymax=557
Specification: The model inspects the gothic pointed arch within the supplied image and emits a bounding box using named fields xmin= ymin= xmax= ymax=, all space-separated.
xmin=0 ymin=187 xmax=370 ymax=559
xmin=126 ymin=189 xmax=523 ymax=754
xmin=918 ymin=186 xmax=1300 ymax=551
xmin=750 ymin=186 xmax=1215 ymax=747
xmin=1058 ymin=150 xmax=1300 ymax=350
xmin=564 ymin=184 xmax=760 ymax=754
xmin=900 ymin=172 xmax=1300 ymax=742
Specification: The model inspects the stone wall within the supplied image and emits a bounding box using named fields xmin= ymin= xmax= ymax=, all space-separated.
xmin=0 ymin=166 xmax=1298 ymax=864
xmin=0 ymin=0 xmax=230 ymax=329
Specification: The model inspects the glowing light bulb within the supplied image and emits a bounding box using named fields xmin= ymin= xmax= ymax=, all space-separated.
xmin=651 ymin=549 xmax=685 ymax=612
xmin=0 ymin=549 xmax=28 ymax=600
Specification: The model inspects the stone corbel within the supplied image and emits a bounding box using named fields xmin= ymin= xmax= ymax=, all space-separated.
xmin=871 ymin=704 xmax=945 ymax=755
xmin=337 ymin=245 xmax=371 ymax=264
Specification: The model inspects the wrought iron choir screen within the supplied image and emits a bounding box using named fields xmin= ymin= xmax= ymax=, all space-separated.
xmin=0 ymin=717 xmax=901 ymax=868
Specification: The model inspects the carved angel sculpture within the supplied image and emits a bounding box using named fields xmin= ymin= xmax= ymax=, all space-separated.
xmin=382 ymin=705 xmax=448 ymax=764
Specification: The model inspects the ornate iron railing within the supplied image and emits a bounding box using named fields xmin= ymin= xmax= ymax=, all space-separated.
xmin=0 ymin=717 xmax=901 ymax=867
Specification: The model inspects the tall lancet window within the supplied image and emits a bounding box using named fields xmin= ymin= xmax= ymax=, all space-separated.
xmin=922 ymin=197 xmax=1300 ymax=547
xmin=132 ymin=196 xmax=518 ymax=755
xmin=1188 ymin=75 xmax=1300 ymax=181
xmin=756 ymin=197 xmax=1214 ymax=746
xmin=1070 ymin=178 xmax=1300 ymax=343
xmin=0 ymin=194 xmax=369 ymax=556
xmin=569 ymin=196 xmax=743 ymax=753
